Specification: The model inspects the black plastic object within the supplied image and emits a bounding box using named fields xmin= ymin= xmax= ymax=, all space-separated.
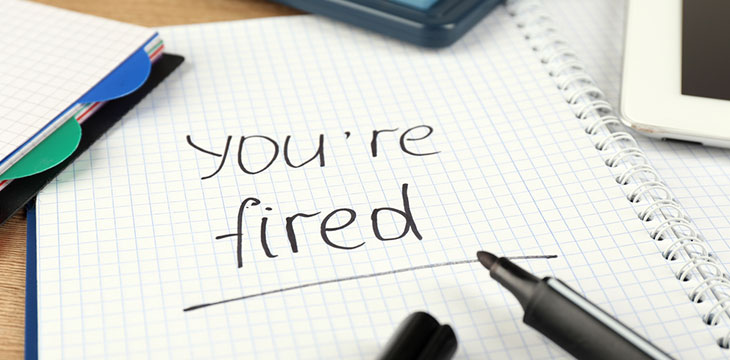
xmin=484 ymin=253 xmax=674 ymax=360
xmin=525 ymin=279 xmax=670 ymax=360
xmin=377 ymin=311 xmax=457 ymax=360
xmin=272 ymin=0 xmax=504 ymax=48
xmin=0 ymin=53 xmax=185 ymax=225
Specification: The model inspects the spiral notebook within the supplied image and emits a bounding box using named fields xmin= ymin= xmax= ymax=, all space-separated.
xmin=543 ymin=0 xmax=730 ymax=269
xmin=28 ymin=0 xmax=730 ymax=358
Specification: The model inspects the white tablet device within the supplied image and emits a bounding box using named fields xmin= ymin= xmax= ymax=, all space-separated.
xmin=620 ymin=0 xmax=730 ymax=147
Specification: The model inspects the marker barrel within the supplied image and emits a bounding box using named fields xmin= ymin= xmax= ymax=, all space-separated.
xmin=524 ymin=279 xmax=670 ymax=360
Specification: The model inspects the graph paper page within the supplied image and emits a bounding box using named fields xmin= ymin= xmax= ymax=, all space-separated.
xmin=0 ymin=0 xmax=155 ymax=170
xmin=35 ymin=7 xmax=725 ymax=359
xmin=544 ymin=0 xmax=730 ymax=295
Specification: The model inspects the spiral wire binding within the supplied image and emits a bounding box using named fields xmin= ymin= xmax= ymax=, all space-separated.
xmin=506 ymin=0 xmax=730 ymax=349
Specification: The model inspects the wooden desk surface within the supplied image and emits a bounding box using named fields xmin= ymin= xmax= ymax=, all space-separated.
xmin=0 ymin=1 xmax=299 ymax=357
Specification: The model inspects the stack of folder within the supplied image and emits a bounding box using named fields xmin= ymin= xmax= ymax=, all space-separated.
xmin=0 ymin=0 xmax=183 ymax=223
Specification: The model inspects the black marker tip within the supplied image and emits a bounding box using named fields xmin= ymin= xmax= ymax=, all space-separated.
xmin=477 ymin=251 xmax=498 ymax=270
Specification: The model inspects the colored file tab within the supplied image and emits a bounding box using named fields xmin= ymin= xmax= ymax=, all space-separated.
xmin=0 ymin=118 xmax=80 ymax=181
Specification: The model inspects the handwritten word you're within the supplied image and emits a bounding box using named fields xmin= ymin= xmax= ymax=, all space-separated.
xmin=186 ymin=125 xmax=439 ymax=179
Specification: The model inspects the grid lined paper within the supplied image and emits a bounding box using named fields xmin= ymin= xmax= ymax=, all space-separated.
xmin=35 ymin=7 xmax=727 ymax=359
xmin=0 ymin=0 xmax=155 ymax=172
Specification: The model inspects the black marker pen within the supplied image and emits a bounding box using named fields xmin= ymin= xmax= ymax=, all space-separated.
xmin=477 ymin=251 xmax=673 ymax=360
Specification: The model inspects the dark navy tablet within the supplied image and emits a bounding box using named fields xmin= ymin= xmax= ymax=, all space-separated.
xmin=273 ymin=0 xmax=504 ymax=48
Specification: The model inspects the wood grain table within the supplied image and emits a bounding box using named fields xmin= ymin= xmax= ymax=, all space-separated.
xmin=0 ymin=1 xmax=300 ymax=357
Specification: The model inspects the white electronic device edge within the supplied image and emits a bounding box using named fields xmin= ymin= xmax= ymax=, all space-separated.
xmin=620 ymin=0 xmax=730 ymax=148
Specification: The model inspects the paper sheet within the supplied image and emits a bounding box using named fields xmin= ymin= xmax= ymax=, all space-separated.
xmin=35 ymin=6 xmax=725 ymax=358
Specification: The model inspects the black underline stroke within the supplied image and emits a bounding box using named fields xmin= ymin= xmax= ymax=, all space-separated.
xmin=183 ymin=255 xmax=557 ymax=312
